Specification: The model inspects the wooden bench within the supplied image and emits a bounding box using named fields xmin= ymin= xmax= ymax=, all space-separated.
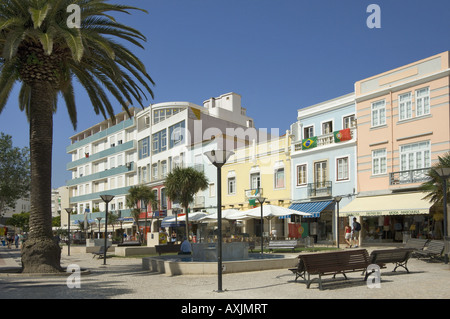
xmin=413 ymin=240 xmax=445 ymax=261
xmin=368 ymin=248 xmax=414 ymax=273
xmin=155 ymin=244 xmax=181 ymax=256
xmin=404 ymin=238 xmax=428 ymax=251
xmin=297 ymin=249 xmax=370 ymax=290
xmin=268 ymin=240 xmax=298 ymax=253
xmin=91 ymin=245 xmax=110 ymax=259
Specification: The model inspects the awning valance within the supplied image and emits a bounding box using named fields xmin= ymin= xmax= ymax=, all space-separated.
xmin=288 ymin=200 xmax=333 ymax=218
xmin=339 ymin=192 xmax=432 ymax=217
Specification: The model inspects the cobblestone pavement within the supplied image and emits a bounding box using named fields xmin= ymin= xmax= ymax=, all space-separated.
xmin=0 ymin=245 xmax=449 ymax=301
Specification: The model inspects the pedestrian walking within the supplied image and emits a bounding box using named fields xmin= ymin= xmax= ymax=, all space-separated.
xmin=352 ymin=217 xmax=361 ymax=248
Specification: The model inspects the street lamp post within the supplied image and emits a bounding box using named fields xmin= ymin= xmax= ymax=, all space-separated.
xmin=256 ymin=195 xmax=266 ymax=254
xmin=100 ymin=195 xmax=115 ymax=265
xmin=65 ymin=208 xmax=73 ymax=256
xmin=204 ymin=149 xmax=234 ymax=293
xmin=334 ymin=196 xmax=342 ymax=249
xmin=96 ymin=217 xmax=102 ymax=238
xmin=435 ymin=167 xmax=450 ymax=264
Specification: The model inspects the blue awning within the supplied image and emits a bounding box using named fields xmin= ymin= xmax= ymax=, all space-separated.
xmin=288 ymin=200 xmax=334 ymax=218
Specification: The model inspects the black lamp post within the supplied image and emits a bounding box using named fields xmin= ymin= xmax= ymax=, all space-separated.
xmin=204 ymin=149 xmax=234 ymax=293
xmin=256 ymin=195 xmax=266 ymax=254
xmin=100 ymin=194 xmax=115 ymax=265
xmin=435 ymin=167 xmax=450 ymax=264
xmin=65 ymin=208 xmax=73 ymax=256
xmin=334 ymin=196 xmax=342 ymax=249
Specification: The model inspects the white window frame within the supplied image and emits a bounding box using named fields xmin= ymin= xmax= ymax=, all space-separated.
xmin=250 ymin=172 xmax=260 ymax=190
xmin=274 ymin=168 xmax=285 ymax=189
xmin=343 ymin=114 xmax=356 ymax=129
xmin=399 ymin=141 xmax=431 ymax=171
xmin=336 ymin=156 xmax=349 ymax=181
xmin=398 ymin=92 xmax=412 ymax=121
xmin=321 ymin=119 xmax=334 ymax=135
xmin=227 ymin=177 xmax=236 ymax=195
xmin=371 ymin=100 xmax=386 ymax=127
xmin=303 ymin=125 xmax=314 ymax=139
xmin=415 ymin=87 xmax=430 ymax=117
xmin=296 ymin=164 xmax=307 ymax=186
xmin=372 ymin=148 xmax=387 ymax=175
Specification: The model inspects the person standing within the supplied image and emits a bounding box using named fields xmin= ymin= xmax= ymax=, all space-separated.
xmin=352 ymin=217 xmax=361 ymax=248
xmin=344 ymin=225 xmax=352 ymax=248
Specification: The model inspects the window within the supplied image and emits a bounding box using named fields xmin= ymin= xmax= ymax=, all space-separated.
xmin=161 ymin=161 xmax=167 ymax=178
xmin=152 ymin=129 xmax=167 ymax=154
xmin=303 ymin=126 xmax=314 ymax=139
xmin=138 ymin=137 xmax=149 ymax=159
xmin=169 ymin=121 xmax=185 ymax=148
xmin=209 ymin=183 xmax=215 ymax=197
xmin=400 ymin=141 xmax=430 ymax=171
xmin=398 ymin=92 xmax=412 ymax=121
xmin=161 ymin=188 xmax=167 ymax=209
xmin=274 ymin=168 xmax=285 ymax=189
xmin=372 ymin=149 xmax=387 ymax=175
xmin=416 ymin=87 xmax=430 ymax=117
xmin=371 ymin=100 xmax=386 ymax=127
xmin=343 ymin=115 xmax=356 ymax=129
xmin=296 ymin=164 xmax=307 ymax=186
xmin=336 ymin=157 xmax=349 ymax=181
xmin=314 ymin=161 xmax=327 ymax=188
xmin=322 ymin=121 xmax=333 ymax=135
xmin=250 ymin=173 xmax=260 ymax=190
xmin=152 ymin=163 xmax=158 ymax=181
xmin=228 ymin=177 xmax=236 ymax=195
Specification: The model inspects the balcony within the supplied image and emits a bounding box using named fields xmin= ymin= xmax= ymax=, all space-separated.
xmin=389 ymin=168 xmax=431 ymax=186
xmin=293 ymin=128 xmax=355 ymax=152
xmin=307 ymin=181 xmax=332 ymax=198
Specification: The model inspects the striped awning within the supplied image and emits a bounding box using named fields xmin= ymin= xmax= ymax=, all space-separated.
xmin=288 ymin=200 xmax=334 ymax=218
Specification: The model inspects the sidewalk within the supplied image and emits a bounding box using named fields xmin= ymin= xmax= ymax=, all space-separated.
xmin=0 ymin=245 xmax=449 ymax=300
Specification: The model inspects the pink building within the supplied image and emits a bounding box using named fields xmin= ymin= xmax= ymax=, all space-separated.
xmin=341 ymin=51 xmax=450 ymax=244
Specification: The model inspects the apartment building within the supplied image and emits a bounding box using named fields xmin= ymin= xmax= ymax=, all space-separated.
xmin=341 ymin=51 xmax=450 ymax=243
xmin=289 ymin=93 xmax=357 ymax=244
xmin=135 ymin=92 xmax=255 ymax=238
xmin=66 ymin=108 xmax=138 ymax=234
xmin=220 ymin=133 xmax=292 ymax=239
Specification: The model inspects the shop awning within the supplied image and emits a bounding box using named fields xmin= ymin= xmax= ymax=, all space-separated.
xmin=339 ymin=192 xmax=432 ymax=217
xmin=288 ymin=200 xmax=333 ymax=218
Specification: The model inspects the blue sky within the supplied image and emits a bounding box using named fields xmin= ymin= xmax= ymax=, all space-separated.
xmin=0 ymin=0 xmax=449 ymax=188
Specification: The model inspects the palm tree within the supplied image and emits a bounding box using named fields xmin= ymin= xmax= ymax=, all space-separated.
xmin=0 ymin=0 xmax=154 ymax=273
xmin=421 ymin=152 xmax=450 ymax=207
xmin=165 ymin=167 xmax=209 ymax=239
xmin=125 ymin=185 xmax=157 ymax=244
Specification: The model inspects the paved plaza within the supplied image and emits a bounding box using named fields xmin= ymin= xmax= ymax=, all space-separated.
xmin=0 ymin=245 xmax=449 ymax=301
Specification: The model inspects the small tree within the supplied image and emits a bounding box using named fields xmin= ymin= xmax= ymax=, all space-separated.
xmin=0 ymin=133 xmax=30 ymax=220
xmin=165 ymin=167 xmax=209 ymax=239
xmin=126 ymin=185 xmax=157 ymax=243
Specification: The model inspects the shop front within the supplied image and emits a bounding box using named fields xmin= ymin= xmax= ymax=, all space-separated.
xmin=340 ymin=192 xmax=433 ymax=244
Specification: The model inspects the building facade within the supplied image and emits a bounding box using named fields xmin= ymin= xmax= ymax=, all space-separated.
xmin=289 ymin=93 xmax=357 ymax=244
xmin=341 ymin=51 xmax=450 ymax=243
xmin=220 ymin=133 xmax=292 ymax=239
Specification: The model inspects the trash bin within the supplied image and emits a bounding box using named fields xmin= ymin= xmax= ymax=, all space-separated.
xmin=402 ymin=231 xmax=411 ymax=244
xmin=444 ymin=236 xmax=450 ymax=255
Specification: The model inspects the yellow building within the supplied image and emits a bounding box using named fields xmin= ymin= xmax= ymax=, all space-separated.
xmin=221 ymin=132 xmax=292 ymax=239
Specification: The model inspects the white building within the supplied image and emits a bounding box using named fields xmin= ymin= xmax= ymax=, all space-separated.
xmin=66 ymin=93 xmax=256 ymax=238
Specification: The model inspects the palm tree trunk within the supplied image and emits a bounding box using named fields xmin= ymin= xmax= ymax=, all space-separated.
xmin=21 ymin=81 xmax=62 ymax=273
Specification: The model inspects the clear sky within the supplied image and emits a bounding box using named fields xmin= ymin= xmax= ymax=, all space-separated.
xmin=0 ymin=0 xmax=449 ymax=188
